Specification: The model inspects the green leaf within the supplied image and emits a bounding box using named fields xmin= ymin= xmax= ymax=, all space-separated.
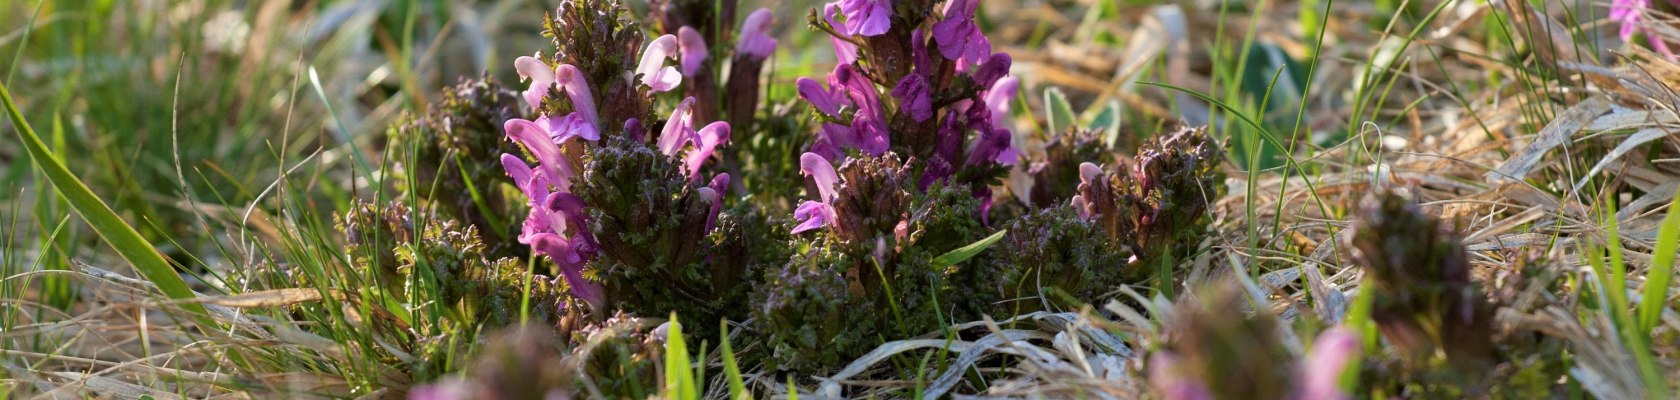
xmin=721 ymin=321 xmax=749 ymax=400
xmin=1639 ymin=184 xmax=1680 ymax=333
xmin=1089 ymin=100 xmax=1122 ymax=148
xmin=932 ymin=229 xmax=1008 ymax=269
xmin=663 ymin=313 xmax=698 ymax=400
xmin=1044 ymin=87 xmax=1076 ymax=135
xmin=0 ymin=81 xmax=214 ymax=331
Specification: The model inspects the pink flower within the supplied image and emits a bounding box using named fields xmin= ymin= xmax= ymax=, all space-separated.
xmin=501 ymin=117 xmax=604 ymax=307
xmin=1297 ymin=327 xmax=1361 ymax=400
xmin=822 ymin=4 xmax=860 ymax=63
xmin=737 ymin=9 xmax=778 ymax=59
xmin=793 ymin=153 xmax=840 ymax=234
xmin=1147 ymin=351 xmax=1214 ymax=400
xmin=677 ymin=26 xmax=709 ymax=77
xmin=514 ymin=57 xmax=600 ymax=136
xmin=833 ymin=0 xmax=892 ymax=37
xmin=637 ymin=34 xmax=683 ymax=92
xmin=932 ymin=0 xmax=990 ymax=64
xmin=657 ymin=97 xmax=732 ymax=180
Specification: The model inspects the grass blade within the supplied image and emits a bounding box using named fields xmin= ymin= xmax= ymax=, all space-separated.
xmin=664 ymin=313 xmax=697 ymax=400
xmin=1638 ymin=185 xmax=1680 ymax=333
xmin=932 ymin=229 xmax=1007 ymax=269
xmin=0 ymin=81 xmax=215 ymax=330
xmin=720 ymin=321 xmax=749 ymax=400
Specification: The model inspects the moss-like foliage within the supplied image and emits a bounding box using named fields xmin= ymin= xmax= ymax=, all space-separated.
xmin=752 ymin=153 xmax=987 ymax=373
xmin=959 ymin=205 xmax=1127 ymax=318
xmin=394 ymin=75 xmax=529 ymax=260
xmin=570 ymin=312 xmax=664 ymax=399
xmin=573 ymin=137 xmax=764 ymax=327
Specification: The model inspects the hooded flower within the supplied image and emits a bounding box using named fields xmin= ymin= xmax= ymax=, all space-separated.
xmin=657 ymin=97 xmax=732 ymax=180
xmin=515 ymin=57 xmax=601 ymax=137
xmin=637 ymin=34 xmax=683 ymax=92
xmin=833 ymin=0 xmax=892 ymax=37
xmin=890 ymin=30 xmax=934 ymax=123
xmin=793 ymin=152 xmax=841 ymax=233
xmin=799 ymin=65 xmax=890 ymax=158
xmin=822 ymin=4 xmax=860 ymax=63
xmin=737 ymin=9 xmax=778 ymax=59
xmin=932 ymin=0 xmax=990 ymax=64
xmin=677 ymin=26 xmax=708 ymax=77
xmin=502 ymin=117 xmax=604 ymax=307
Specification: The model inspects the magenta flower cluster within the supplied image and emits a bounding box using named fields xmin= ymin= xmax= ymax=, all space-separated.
xmin=795 ymin=0 xmax=1021 ymax=232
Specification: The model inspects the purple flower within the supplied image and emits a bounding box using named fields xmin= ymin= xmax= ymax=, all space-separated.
xmin=705 ymin=173 xmax=731 ymax=232
xmin=798 ymin=76 xmax=847 ymax=117
xmin=1614 ymin=0 xmax=1653 ymax=41
xmin=657 ymin=97 xmax=732 ymax=180
xmin=982 ymin=76 xmax=1018 ymax=131
xmin=932 ymin=0 xmax=990 ymax=64
xmin=833 ymin=65 xmax=890 ymax=155
xmin=798 ymin=65 xmax=889 ymax=157
xmin=677 ymin=26 xmax=709 ymax=77
xmin=822 ymin=4 xmax=860 ymax=63
xmin=1612 ymin=0 xmax=1678 ymax=60
xmin=793 ymin=153 xmax=840 ymax=234
xmin=833 ymin=0 xmax=891 ymax=37
xmin=890 ymin=74 xmax=932 ymax=122
xmin=968 ymin=126 xmax=1016 ymax=166
xmin=891 ymin=29 xmax=933 ymax=122
xmin=1297 ymin=327 xmax=1360 ymax=400
xmin=555 ymin=65 xmax=600 ymax=134
xmin=737 ymin=9 xmax=778 ymax=59
xmin=637 ymin=34 xmax=683 ymax=92
xmin=969 ymin=53 xmax=1012 ymax=90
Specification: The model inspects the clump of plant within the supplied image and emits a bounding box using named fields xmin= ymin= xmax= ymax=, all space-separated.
xmin=335 ymin=200 xmax=568 ymax=387
xmin=753 ymin=152 xmax=985 ymax=372
xmin=498 ymin=0 xmax=788 ymax=330
xmin=1024 ymin=127 xmax=1110 ymax=207
xmin=406 ymin=327 xmax=578 ymax=400
xmin=393 ymin=75 xmax=530 ymax=259
xmin=965 ymin=204 xmax=1125 ymax=317
xmin=1072 ymin=125 xmax=1224 ymax=284
xmin=1147 ymin=283 xmax=1361 ymax=400
xmin=1346 ymin=190 xmax=1498 ymax=395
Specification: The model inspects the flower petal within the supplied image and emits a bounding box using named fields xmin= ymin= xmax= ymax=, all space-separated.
xmin=685 ymin=121 xmax=731 ymax=178
xmin=638 ymin=35 xmax=683 ymax=92
xmin=659 ymin=97 xmax=698 ymax=157
xmin=515 ymin=54 xmax=557 ymax=109
xmin=792 ymin=201 xmax=834 ymax=233
xmin=737 ymin=9 xmax=779 ymax=59
xmin=800 ymin=152 xmax=840 ymax=203
xmin=505 ymin=118 xmax=574 ymax=192
xmin=554 ymin=64 xmax=600 ymax=136
xmin=678 ymin=26 xmax=709 ymax=77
